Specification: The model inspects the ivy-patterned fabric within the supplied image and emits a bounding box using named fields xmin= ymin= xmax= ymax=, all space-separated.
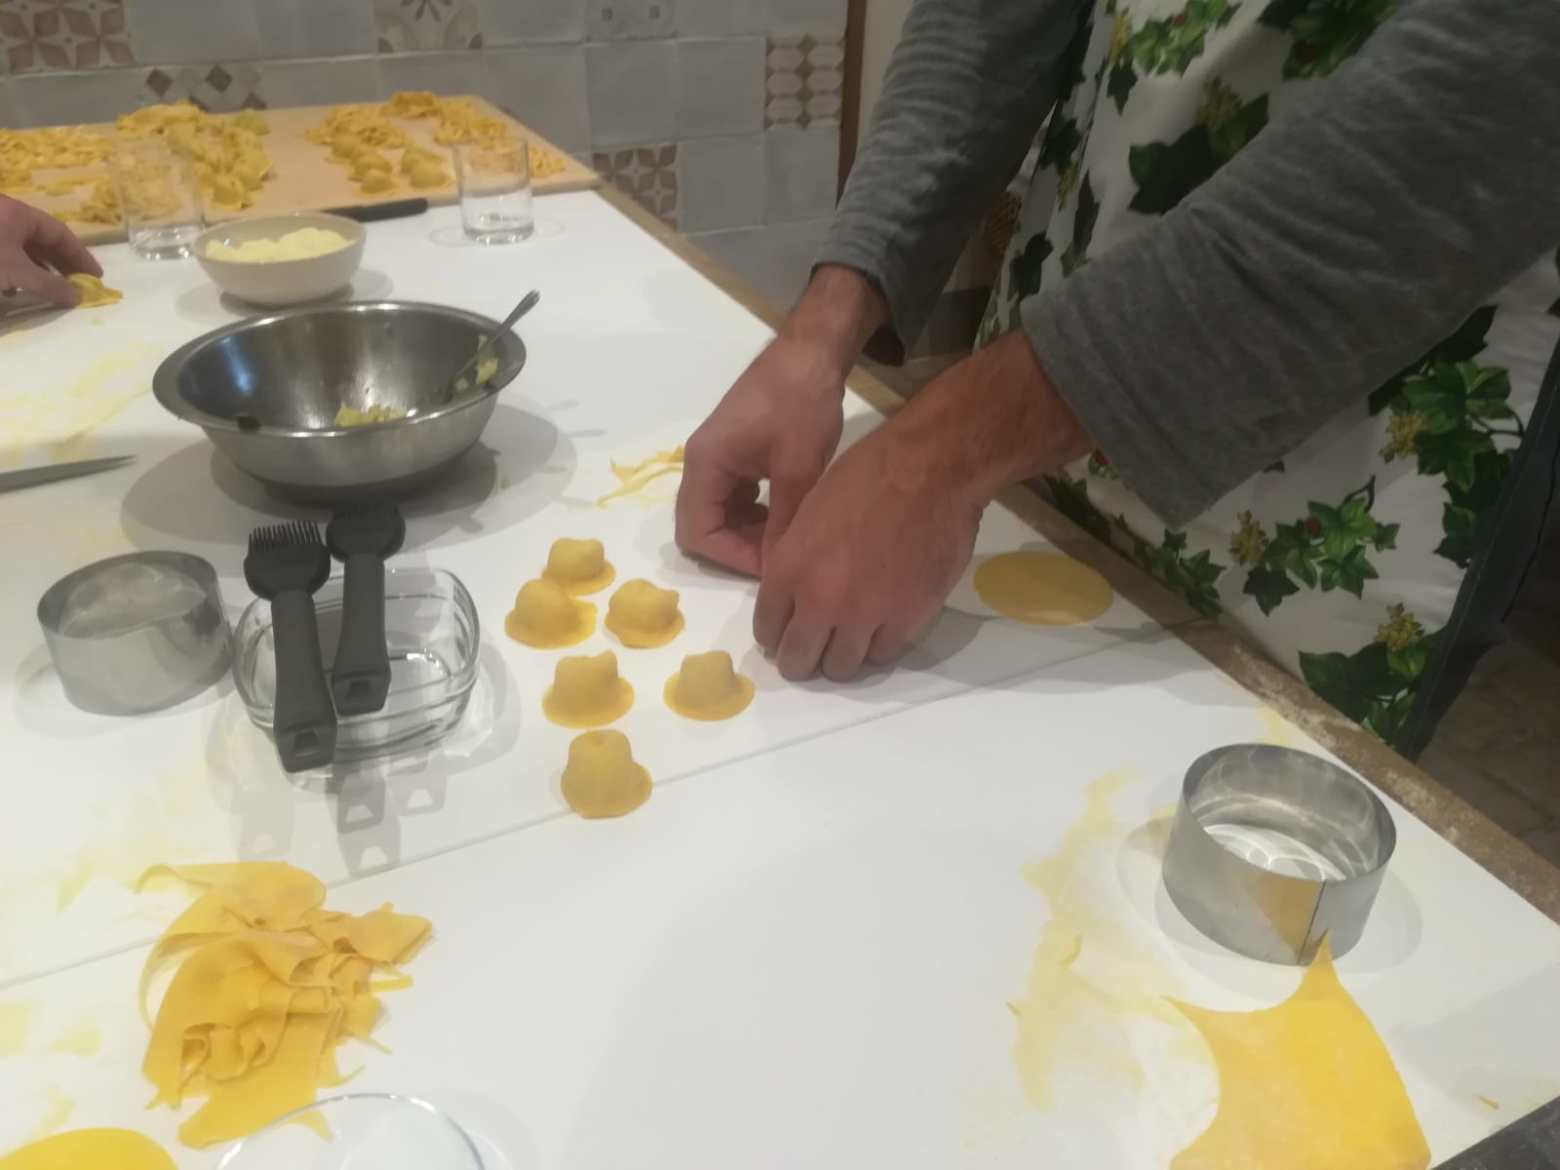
xmin=980 ymin=0 xmax=1560 ymax=750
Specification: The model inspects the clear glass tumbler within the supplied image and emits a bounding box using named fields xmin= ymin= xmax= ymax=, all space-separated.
xmin=110 ymin=133 xmax=204 ymax=260
xmin=453 ymin=136 xmax=534 ymax=244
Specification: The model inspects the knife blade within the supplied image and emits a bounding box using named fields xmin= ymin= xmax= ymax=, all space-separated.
xmin=321 ymin=198 xmax=430 ymax=223
xmin=0 ymin=455 xmax=135 ymax=494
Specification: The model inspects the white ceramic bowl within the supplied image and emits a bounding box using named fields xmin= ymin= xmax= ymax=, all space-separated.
xmin=196 ymin=212 xmax=365 ymax=307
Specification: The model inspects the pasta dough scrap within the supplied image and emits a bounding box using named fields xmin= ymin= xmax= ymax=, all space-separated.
xmin=597 ymin=444 xmax=685 ymax=507
xmin=973 ymin=551 xmax=1113 ymax=626
xmin=67 ymin=274 xmax=122 ymax=308
xmin=664 ymin=651 xmax=755 ymax=722
xmin=408 ymin=158 xmax=449 ymax=189
xmin=605 ymin=579 xmax=684 ymax=649
xmin=137 ymin=862 xmax=429 ymax=1149
xmin=561 ymin=730 xmax=652 ymax=819
xmin=1169 ymin=939 xmax=1429 ymax=1170
xmin=543 ymin=651 xmax=634 ymax=729
xmin=543 ymin=537 xmax=616 ymax=596
xmin=0 ymin=1129 xmax=174 ymax=1170
xmin=504 ymin=578 xmax=596 ymax=649
xmin=333 ymin=403 xmax=407 ymax=427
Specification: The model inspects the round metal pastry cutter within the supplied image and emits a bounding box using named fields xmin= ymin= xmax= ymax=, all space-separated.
xmin=1162 ymin=743 xmax=1397 ymax=964
xmin=38 ymin=551 xmax=230 ymax=715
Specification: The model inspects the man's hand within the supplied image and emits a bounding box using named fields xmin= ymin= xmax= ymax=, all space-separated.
xmin=676 ymin=266 xmax=888 ymax=577
xmin=755 ymin=329 xmax=1092 ymax=681
xmin=0 ymin=195 xmax=102 ymax=308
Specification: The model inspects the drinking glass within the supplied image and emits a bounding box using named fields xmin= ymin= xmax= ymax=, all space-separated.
xmin=215 ymin=1093 xmax=484 ymax=1170
xmin=110 ymin=134 xmax=203 ymax=260
xmin=453 ymin=137 xmax=534 ymax=244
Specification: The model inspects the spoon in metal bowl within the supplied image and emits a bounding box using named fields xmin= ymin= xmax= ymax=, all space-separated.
xmin=434 ymin=289 xmax=539 ymax=408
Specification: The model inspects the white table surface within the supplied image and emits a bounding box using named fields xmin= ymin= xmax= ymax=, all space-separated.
xmin=1 ymin=194 xmax=1557 ymax=1168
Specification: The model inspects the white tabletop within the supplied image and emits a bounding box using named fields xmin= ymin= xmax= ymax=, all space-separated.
xmin=1 ymin=194 xmax=1557 ymax=1167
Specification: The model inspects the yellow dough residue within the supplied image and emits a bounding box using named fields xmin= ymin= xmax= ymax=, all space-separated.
xmin=48 ymin=1021 xmax=102 ymax=1058
xmin=136 ymin=862 xmax=430 ymax=1148
xmin=333 ymin=403 xmax=407 ymax=427
xmin=561 ymin=730 xmax=652 ymax=819
xmin=665 ymin=651 xmax=755 ymax=722
xmin=605 ymin=579 xmax=684 ymax=649
xmin=543 ymin=651 xmax=635 ymax=729
xmin=973 ymin=550 xmax=1113 ymax=626
xmin=205 ymin=227 xmax=351 ymax=263
xmin=1169 ymin=939 xmax=1430 ymax=1170
xmin=66 ymin=274 xmax=121 ymax=308
xmin=543 ymin=537 xmax=616 ymax=596
xmin=0 ymin=1001 xmax=34 ymax=1057
xmin=597 ymin=444 xmax=685 ymax=507
xmin=0 ymin=1129 xmax=175 ymax=1170
xmin=504 ymin=578 xmax=597 ymax=649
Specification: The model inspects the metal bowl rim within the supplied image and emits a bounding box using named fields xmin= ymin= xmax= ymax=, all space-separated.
xmin=1177 ymin=741 xmax=1398 ymax=885
xmin=151 ymin=299 xmax=526 ymax=438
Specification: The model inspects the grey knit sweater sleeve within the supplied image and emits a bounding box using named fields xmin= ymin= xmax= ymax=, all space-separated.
xmin=817 ymin=0 xmax=1090 ymax=361
xmin=822 ymin=0 xmax=1560 ymax=528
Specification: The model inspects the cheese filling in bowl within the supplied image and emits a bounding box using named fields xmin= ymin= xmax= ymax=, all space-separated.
xmin=205 ymin=226 xmax=352 ymax=263
xmin=196 ymin=212 xmax=365 ymax=306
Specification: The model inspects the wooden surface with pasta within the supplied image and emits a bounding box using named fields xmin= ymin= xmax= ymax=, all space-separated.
xmin=4 ymin=96 xmax=596 ymax=245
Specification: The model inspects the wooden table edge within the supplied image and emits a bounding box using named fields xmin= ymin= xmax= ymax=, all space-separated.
xmin=594 ymin=182 xmax=1560 ymax=927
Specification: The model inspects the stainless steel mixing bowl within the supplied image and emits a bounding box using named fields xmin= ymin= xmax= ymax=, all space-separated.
xmin=153 ymin=301 xmax=527 ymax=503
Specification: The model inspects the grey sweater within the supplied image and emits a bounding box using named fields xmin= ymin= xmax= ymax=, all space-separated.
xmin=819 ymin=0 xmax=1560 ymax=526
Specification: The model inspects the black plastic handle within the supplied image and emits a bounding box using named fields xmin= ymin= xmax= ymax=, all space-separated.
xmin=271 ymin=588 xmax=338 ymax=773
xmin=331 ymin=552 xmax=390 ymax=716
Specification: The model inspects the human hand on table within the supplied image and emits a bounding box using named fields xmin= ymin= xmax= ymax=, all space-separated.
xmin=755 ymin=329 xmax=1094 ymax=681
xmin=0 ymin=195 xmax=102 ymax=308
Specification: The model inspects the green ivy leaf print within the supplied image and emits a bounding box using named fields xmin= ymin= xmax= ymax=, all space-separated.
xmin=1046 ymin=472 xmax=1114 ymax=546
xmin=1039 ymin=116 xmax=1082 ymax=175
xmin=1061 ymin=174 xmax=1100 ymax=276
xmin=1008 ymin=234 xmax=1055 ymax=302
xmin=1260 ymin=0 xmax=1397 ymax=79
xmin=1106 ymin=0 xmax=1239 ymax=112
xmin=1368 ymin=306 xmax=1496 ymax=416
xmin=1129 ymin=86 xmax=1268 ymax=214
xmin=1299 ymin=605 xmax=1436 ymax=748
xmin=1239 ymin=480 xmax=1395 ymax=612
xmin=1054 ymin=12 xmax=1095 ymax=109
xmin=1434 ymin=449 xmax=1511 ymax=566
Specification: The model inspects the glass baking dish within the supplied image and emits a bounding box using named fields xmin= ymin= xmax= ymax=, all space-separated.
xmin=233 ymin=567 xmax=478 ymax=762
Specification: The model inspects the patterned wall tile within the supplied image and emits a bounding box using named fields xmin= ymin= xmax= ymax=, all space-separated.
xmin=374 ymin=0 xmax=483 ymax=53
xmin=764 ymin=32 xmax=841 ymax=129
xmin=144 ymin=63 xmax=265 ymax=111
xmin=593 ymin=143 xmax=677 ymax=226
xmin=586 ymin=0 xmax=672 ymax=42
xmin=1 ymin=0 xmax=133 ymax=73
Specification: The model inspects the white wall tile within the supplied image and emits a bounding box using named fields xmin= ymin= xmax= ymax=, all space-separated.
xmin=125 ymin=0 xmax=260 ymax=64
xmin=256 ymin=0 xmax=378 ymax=59
xmin=587 ymin=0 xmax=675 ymax=40
xmin=678 ymin=134 xmax=764 ymax=232
xmin=263 ymin=57 xmax=383 ymax=107
xmin=377 ymin=51 xmax=486 ymax=98
xmin=676 ymin=0 xmax=764 ymax=35
xmin=480 ymin=0 xmax=588 ymax=44
xmin=484 ymin=46 xmax=590 ymax=152
xmin=0 ymin=79 xmax=17 ymax=126
xmin=8 ymin=67 xmax=149 ymax=127
xmin=585 ymin=40 xmax=674 ymax=148
xmin=765 ymin=0 xmax=846 ymax=37
xmin=764 ymin=125 xmax=838 ymax=223
xmin=687 ymin=216 xmax=830 ymax=308
xmin=675 ymin=37 xmax=762 ymax=139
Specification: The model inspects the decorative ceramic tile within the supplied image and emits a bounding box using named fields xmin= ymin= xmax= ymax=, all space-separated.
xmin=686 ymin=215 xmax=831 ymax=308
xmin=0 ymin=0 xmax=133 ymax=73
xmin=262 ymin=57 xmax=382 ymax=106
xmin=675 ymin=37 xmax=762 ymax=139
xmin=124 ymin=0 xmax=258 ymax=64
xmin=586 ymin=0 xmax=672 ymax=42
xmin=479 ymin=0 xmax=586 ymax=45
xmin=256 ymin=0 xmax=377 ymax=59
xmin=764 ymin=124 xmax=836 ymax=223
xmin=374 ymin=0 xmax=483 ymax=52
xmin=144 ymin=63 xmax=265 ymax=112
xmin=592 ymin=143 xmax=678 ymax=226
xmin=764 ymin=32 xmax=842 ymax=129
xmin=585 ymin=40 xmax=674 ymax=148
xmin=678 ymin=133 xmax=763 ymax=232
xmin=484 ymin=45 xmax=590 ymax=152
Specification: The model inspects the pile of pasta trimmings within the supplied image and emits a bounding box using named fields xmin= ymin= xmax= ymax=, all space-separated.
xmin=137 ymin=862 xmax=430 ymax=1148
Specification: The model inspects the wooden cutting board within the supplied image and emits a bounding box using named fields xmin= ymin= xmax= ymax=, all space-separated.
xmin=9 ymin=95 xmax=598 ymax=245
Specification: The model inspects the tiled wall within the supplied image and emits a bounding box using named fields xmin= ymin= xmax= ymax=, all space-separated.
xmin=0 ymin=0 xmax=846 ymax=308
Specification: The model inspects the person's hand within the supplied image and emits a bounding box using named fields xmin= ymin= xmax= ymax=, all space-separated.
xmin=755 ymin=329 xmax=1093 ymax=681
xmin=0 ymin=195 xmax=102 ymax=308
xmin=676 ymin=266 xmax=889 ymax=576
